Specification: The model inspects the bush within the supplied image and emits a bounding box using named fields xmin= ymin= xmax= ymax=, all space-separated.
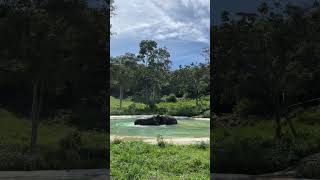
xmin=202 ymin=110 xmax=210 ymax=118
xmin=0 ymin=143 xmax=44 ymax=170
xmin=213 ymin=135 xmax=302 ymax=174
xmin=196 ymin=141 xmax=209 ymax=150
xmin=213 ymin=132 xmax=320 ymax=175
xmin=183 ymin=92 xmax=191 ymax=99
xmin=156 ymin=135 xmax=166 ymax=148
xmin=112 ymin=138 xmax=122 ymax=145
xmin=234 ymin=98 xmax=257 ymax=117
xmin=296 ymin=109 xmax=320 ymax=125
xmin=126 ymin=103 xmax=138 ymax=114
xmin=297 ymin=153 xmax=320 ymax=179
xmin=165 ymin=94 xmax=177 ymax=102
xmin=49 ymin=109 xmax=72 ymax=125
xmin=59 ymin=130 xmax=82 ymax=151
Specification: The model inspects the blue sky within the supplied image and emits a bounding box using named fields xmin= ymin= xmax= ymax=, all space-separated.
xmin=111 ymin=0 xmax=210 ymax=69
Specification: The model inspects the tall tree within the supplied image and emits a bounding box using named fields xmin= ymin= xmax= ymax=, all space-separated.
xmin=137 ymin=40 xmax=171 ymax=108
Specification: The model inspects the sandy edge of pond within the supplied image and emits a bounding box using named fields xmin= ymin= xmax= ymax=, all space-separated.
xmin=110 ymin=135 xmax=209 ymax=145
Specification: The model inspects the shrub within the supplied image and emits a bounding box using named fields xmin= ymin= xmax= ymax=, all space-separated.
xmin=165 ymin=94 xmax=177 ymax=102
xmin=127 ymin=103 xmax=138 ymax=114
xmin=213 ymin=132 xmax=320 ymax=175
xmin=214 ymin=136 xmax=283 ymax=174
xmin=297 ymin=153 xmax=320 ymax=179
xmin=156 ymin=135 xmax=166 ymax=148
xmin=59 ymin=130 xmax=82 ymax=151
xmin=234 ymin=98 xmax=257 ymax=117
xmin=202 ymin=110 xmax=210 ymax=118
xmin=183 ymin=92 xmax=191 ymax=99
xmin=112 ymin=138 xmax=122 ymax=145
xmin=166 ymin=105 xmax=200 ymax=117
xmin=296 ymin=110 xmax=320 ymax=125
xmin=0 ymin=143 xmax=43 ymax=170
xmin=155 ymin=107 xmax=167 ymax=115
xmin=196 ymin=141 xmax=209 ymax=150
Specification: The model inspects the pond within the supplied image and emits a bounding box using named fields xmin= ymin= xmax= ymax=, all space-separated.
xmin=111 ymin=116 xmax=209 ymax=138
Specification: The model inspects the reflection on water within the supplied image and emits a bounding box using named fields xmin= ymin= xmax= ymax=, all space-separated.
xmin=111 ymin=117 xmax=209 ymax=138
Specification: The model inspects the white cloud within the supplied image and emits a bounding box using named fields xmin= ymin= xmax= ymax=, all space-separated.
xmin=111 ymin=0 xmax=209 ymax=44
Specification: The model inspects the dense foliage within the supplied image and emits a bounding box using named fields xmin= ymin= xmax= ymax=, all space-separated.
xmin=211 ymin=1 xmax=320 ymax=176
xmin=0 ymin=0 xmax=109 ymax=169
xmin=212 ymin=1 xmax=320 ymax=137
xmin=0 ymin=1 xmax=108 ymax=128
xmin=110 ymin=96 xmax=210 ymax=117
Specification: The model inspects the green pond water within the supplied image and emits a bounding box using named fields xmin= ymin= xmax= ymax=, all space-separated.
xmin=111 ymin=117 xmax=209 ymax=138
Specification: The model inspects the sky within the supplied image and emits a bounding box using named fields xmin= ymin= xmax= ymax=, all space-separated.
xmin=110 ymin=0 xmax=210 ymax=69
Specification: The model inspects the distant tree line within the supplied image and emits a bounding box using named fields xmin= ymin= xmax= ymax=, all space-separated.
xmin=111 ymin=40 xmax=210 ymax=109
xmin=212 ymin=1 xmax=320 ymax=138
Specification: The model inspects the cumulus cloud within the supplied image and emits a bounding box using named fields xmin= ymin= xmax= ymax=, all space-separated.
xmin=111 ymin=0 xmax=209 ymax=44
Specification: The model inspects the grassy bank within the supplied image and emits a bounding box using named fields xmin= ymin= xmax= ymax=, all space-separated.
xmin=212 ymin=107 xmax=320 ymax=178
xmin=110 ymin=96 xmax=210 ymax=117
xmin=110 ymin=140 xmax=209 ymax=179
xmin=0 ymin=109 xmax=107 ymax=170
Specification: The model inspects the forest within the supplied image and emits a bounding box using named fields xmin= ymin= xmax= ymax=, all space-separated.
xmin=110 ymin=39 xmax=211 ymax=180
xmin=0 ymin=0 xmax=109 ymax=170
xmin=110 ymin=40 xmax=210 ymax=117
xmin=211 ymin=1 xmax=320 ymax=178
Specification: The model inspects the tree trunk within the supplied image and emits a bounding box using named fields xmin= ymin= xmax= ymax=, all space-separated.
xmin=152 ymin=85 xmax=156 ymax=102
xmin=275 ymin=110 xmax=282 ymax=139
xmin=145 ymin=86 xmax=150 ymax=108
xmin=37 ymin=80 xmax=44 ymax=123
xmin=274 ymin=93 xmax=282 ymax=140
xmin=119 ymin=85 xmax=123 ymax=110
xmin=30 ymin=80 xmax=39 ymax=153
xmin=30 ymin=80 xmax=44 ymax=154
xmin=284 ymin=111 xmax=297 ymax=137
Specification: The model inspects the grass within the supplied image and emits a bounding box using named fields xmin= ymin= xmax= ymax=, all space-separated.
xmin=110 ymin=140 xmax=210 ymax=179
xmin=110 ymin=96 xmax=147 ymax=115
xmin=211 ymin=110 xmax=320 ymax=176
xmin=110 ymin=95 xmax=210 ymax=117
xmin=0 ymin=109 xmax=107 ymax=170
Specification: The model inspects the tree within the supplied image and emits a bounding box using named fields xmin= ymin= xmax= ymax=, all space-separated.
xmin=176 ymin=63 xmax=209 ymax=107
xmin=137 ymin=40 xmax=171 ymax=108
xmin=0 ymin=0 xmax=108 ymax=154
xmin=212 ymin=1 xmax=320 ymax=139
xmin=111 ymin=53 xmax=138 ymax=110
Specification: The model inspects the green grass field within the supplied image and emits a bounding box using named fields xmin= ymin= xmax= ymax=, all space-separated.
xmin=110 ymin=96 xmax=210 ymax=117
xmin=110 ymin=140 xmax=210 ymax=179
xmin=0 ymin=109 xmax=107 ymax=170
xmin=110 ymin=96 xmax=147 ymax=115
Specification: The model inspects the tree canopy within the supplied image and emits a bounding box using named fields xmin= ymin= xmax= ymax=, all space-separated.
xmin=212 ymin=1 xmax=320 ymax=138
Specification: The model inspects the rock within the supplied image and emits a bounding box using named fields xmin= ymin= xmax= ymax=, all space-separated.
xmin=134 ymin=115 xmax=177 ymax=126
